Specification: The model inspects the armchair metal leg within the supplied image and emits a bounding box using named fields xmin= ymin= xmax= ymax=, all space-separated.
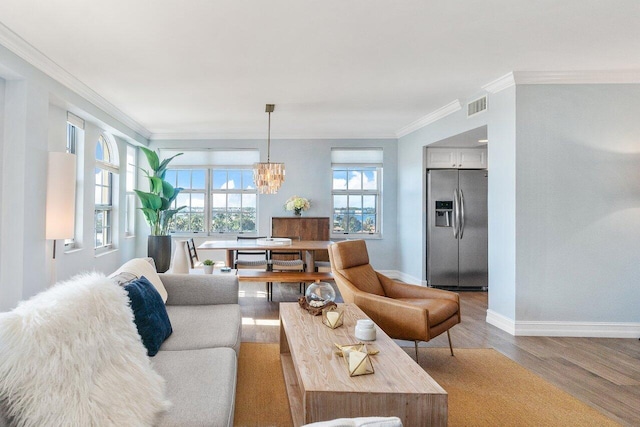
xmin=414 ymin=341 xmax=419 ymax=363
xmin=447 ymin=330 xmax=454 ymax=356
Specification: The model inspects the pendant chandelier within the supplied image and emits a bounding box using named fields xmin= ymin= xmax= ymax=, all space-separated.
xmin=253 ymin=104 xmax=285 ymax=194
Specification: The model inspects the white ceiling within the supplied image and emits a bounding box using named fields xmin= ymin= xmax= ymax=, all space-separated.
xmin=0 ymin=1 xmax=639 ymax=140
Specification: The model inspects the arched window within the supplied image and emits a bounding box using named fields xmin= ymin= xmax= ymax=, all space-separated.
xmin=95 ymin=134 xmax=119 ymax=250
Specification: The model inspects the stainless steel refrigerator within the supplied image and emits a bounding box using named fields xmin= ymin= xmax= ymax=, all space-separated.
xmin=426 ymin=169 xmax=488 ymax=289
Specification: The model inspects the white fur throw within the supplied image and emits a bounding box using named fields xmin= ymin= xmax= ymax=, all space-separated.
xmin=0 ymin=272 xmax=170 ymax=427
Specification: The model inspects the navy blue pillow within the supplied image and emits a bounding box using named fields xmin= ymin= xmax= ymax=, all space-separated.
xmin=124 ymin=276 xmax=172 ymax=357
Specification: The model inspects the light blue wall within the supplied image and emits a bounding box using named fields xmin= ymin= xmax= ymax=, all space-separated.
xmin=486 ymin=86 xmax=516 ymax=320
xmin=515 ymin=84 xmax=640 ymax=322
xmin=148 ymin=138 xmax=399 ymax=270
xmin=0 ymin=79 xmax=48 ymax=310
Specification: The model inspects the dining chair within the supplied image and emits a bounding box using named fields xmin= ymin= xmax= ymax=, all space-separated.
xmin=186 ymin=238 xmax=203 ymax=269
xmin=234 ymin=236 xmax=270 ymax=269
xmin=270 ymin=236 xmax=306 ymax=294
xmin=186 ymin=238 xmax=224 ymax=272
xmin=235 ymin=236 xmax=270 ymax=298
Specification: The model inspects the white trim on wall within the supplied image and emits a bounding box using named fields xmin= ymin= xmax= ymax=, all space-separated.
xmin=150 ymin=131 xmax=398 ymax=140
xmin=395 ymin=100 xmax=462 ymax=138
xmin=514 ymin=70 xmax=640 ymax=85
xmin=486 ymin=310 xmax=516 ymax=335
xmin=0 ymin=22 xmax=151 ymax=139
xmin=487 ymin=310 xmax=640 ymax=338
xmin=482 ymin=72 xmax=516 ymax=94
xmin=483 ymin=70 xmax=640 ymax=94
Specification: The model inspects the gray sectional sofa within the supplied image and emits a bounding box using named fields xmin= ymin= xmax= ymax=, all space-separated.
xmin=0 ymin=261 xmax=242 ymax=427
xmin=154 ymin=272 xmax=241 ymax=427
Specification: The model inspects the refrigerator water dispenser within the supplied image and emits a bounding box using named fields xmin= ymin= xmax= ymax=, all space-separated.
xmin=435 ymin=200 xmax=453 ymax=227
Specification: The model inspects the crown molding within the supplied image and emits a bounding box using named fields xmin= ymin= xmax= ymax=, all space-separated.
xmin=482 ymin=72 xmax=516 ymax=94
xmin=395 ymin=100 xmax=462 ymax=138
xmin=0 ymin=22 xmax=151 ymax=139
xmin=150 ymin=131 xmax=398 ymax=141
xmin=513 ymin=70 xmax=640 ymax=84
xmin=483 ymin=70 xmax=640 ymax=94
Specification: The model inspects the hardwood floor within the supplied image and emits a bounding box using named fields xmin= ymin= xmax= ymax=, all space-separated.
xmin=238 ymin=282 xmax=640 ymax=426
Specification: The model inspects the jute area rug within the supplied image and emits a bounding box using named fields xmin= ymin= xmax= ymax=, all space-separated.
xmin=234 ymin=343 xmax=619 ymax=427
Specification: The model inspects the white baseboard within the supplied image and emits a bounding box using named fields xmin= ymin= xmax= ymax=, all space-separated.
xmin=486 ymin=310 xmax=517 ymax=335
xmin=487 ymin=309 xmax=640 ymax=338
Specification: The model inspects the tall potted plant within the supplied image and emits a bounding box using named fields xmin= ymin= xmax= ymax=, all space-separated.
xmin=135 ymin=147 xmax=186 ymax=272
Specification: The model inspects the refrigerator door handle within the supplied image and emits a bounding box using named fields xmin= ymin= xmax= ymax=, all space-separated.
xmin=459 ymin=188 xmax=465 ymax=239
xmin=452 ymin=189 xmax=459 ymax=238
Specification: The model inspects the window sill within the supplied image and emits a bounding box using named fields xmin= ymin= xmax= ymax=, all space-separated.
xmin=64 ymin=248 xmax=83 ymax=255
xmin=95 ymin=248 xmax=118 ymax=258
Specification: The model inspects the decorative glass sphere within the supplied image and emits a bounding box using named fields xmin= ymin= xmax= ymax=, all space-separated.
xmin=305 ymin=282 xmax=336 ymax=308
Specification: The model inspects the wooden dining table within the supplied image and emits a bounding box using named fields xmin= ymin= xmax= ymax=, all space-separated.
xmin=197 ymin=239 xmax=333 ymax=272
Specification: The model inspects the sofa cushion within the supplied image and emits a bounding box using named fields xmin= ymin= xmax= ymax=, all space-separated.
xmin=125 ymin=276 xmax=173 ymax=357
xmin=161 ymin=304 xmax=241 ymax=354
xmin=111 ymin=258 xmax=168 ymax=303
xmin=0 ymin=272 xmax=170 ymax=426
xmin=152 ymin=347 xmax=237 ymax=427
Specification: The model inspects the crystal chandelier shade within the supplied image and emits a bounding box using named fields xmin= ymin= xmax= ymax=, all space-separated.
xmin=253 ymin=162 xmax=285 ymax=194
xmin=253 ymin=104 xmax=285 ymax=194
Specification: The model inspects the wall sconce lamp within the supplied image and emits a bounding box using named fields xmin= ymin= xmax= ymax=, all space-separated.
xmin=46 ymin=152 xmax=76 ymax=259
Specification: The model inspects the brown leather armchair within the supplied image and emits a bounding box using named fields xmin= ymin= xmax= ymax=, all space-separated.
xmin=328 ymin=239 xmax=461 ymax=359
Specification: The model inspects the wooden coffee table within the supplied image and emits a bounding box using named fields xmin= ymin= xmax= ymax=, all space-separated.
xmin=279 ymin=303 xmax=447 ymax=426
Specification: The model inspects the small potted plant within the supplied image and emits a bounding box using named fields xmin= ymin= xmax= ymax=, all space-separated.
xmin=202 ymin=259 xmax=215 ymax=274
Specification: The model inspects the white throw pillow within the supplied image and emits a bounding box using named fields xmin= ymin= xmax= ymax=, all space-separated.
xmin=0 ymin=272 xmax=170 ymax=426
xmin=111 ymin=257 xmax=168 ymax=303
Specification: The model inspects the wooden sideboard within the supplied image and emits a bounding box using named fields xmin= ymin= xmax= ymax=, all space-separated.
xmin=271 ymin=217 xmax=330 ymax=262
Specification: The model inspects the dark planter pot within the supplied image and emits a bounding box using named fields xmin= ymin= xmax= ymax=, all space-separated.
xmin=148 ymin=235 xmax=172 ymax=273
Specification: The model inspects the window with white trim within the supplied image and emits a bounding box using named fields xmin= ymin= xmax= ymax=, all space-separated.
xmin=95 ymin=134 xmax=119 ymax=250
xmin=160 ymin=149 xmax=260 ymax=235
xmin=331 ymin=148 xmax=382 ymax=238
xmin=164 ymin=169 xmax=206 ymax=233
xmin=211 ymin=168 xmax=257 ymax=233
xmin=125 ymin=145 xmax=137 ymax=236
xmin=164 ymin=167 xmax=257 ymax=234
xmin=64 ymin=122 xmax=78 ymax=248
xmin=65 ymin=112 xmax=85 ymax=251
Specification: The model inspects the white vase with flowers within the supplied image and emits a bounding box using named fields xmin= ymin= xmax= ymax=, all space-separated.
xmin=284 ymin=196 xmax=310 ymax=216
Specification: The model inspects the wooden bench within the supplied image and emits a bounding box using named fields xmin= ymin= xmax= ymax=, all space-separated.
xmin=237 ymin=270 xmax=334 ymax=301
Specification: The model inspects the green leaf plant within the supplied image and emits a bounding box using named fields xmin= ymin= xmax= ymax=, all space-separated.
xmin=134 ymin=147 xmax=187 ymax=236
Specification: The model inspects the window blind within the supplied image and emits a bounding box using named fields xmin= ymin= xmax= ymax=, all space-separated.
xmin=67 ymin=112 xmax=85 ymax=129
xmin=158 ymin=149 xmax=260 ymax=166
xmin=331 ymin=148 xmax=383 ymax=167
